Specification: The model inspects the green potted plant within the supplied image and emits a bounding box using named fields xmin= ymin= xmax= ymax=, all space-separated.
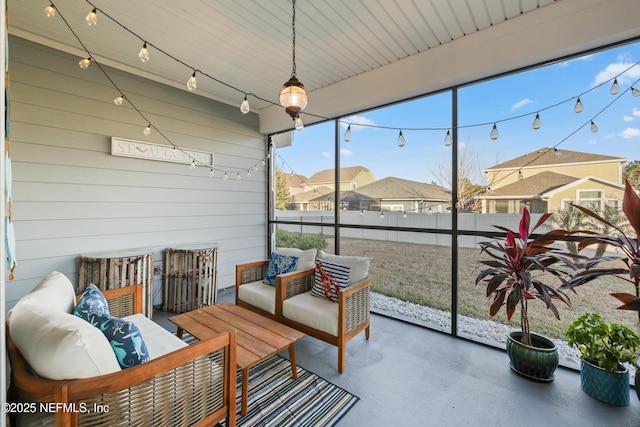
xmin=566 ymin=313 xmax=640 ymax=406
xmin=559 ymin=180 xmax=640 ymax=398
xmin=476 ymin=207 xmax=576 ymax=381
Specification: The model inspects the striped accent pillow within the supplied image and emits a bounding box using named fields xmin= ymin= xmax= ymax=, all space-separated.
xmin=311 ymin=259 xmax=351 ymax=303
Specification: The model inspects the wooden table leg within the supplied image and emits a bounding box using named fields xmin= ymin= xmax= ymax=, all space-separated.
xmin=241 ymin=367 xmax=249 ymax=415
xmin=175 ymin=327 xmax=184 ymax=339
xmin=288 ymin=344 xmax=298 ymax=380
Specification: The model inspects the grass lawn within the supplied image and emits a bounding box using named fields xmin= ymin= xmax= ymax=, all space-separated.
xmin=336 ymin=237 xmax=640 ymax=340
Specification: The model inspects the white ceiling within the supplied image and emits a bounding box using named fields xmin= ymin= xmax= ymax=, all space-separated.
xmin=9 ymin=0 xmax=640 ymax=133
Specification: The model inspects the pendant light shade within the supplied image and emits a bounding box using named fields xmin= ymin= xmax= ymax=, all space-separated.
xmin=280 ymin=0 xmax=308 ymax=120
xmin=279 ymin=76 xmax=308 ymax=118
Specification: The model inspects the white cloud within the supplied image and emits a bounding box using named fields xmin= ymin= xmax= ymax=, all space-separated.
xmin=340 ymin=149 xmax=353 ymax=157
xmin=619 ymin=127 xmax=640 ymax=139
xmin=321 ymin=151 xmax=331 ymax=158
xmin=511 ymin=98 xmax=533 ymax=111
xmin=340 ymin=114 xmax=376 ymax=130
xmin=592 ymin=55 xmax=640 ymax=87
xmin=624 ymin=115 xmax=634 ymax=122
xmin=633 ymin=108 xmax=640 ymax=117
xmin=588 ymin=139 xmax=598 ymax=145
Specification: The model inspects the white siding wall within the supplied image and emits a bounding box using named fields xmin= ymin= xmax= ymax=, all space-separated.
xmin=6 ymin=37 xmax=268 ymax=309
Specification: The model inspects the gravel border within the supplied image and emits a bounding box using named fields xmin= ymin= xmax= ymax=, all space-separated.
xmin=370 ymin=292 xmax=583 ymax=366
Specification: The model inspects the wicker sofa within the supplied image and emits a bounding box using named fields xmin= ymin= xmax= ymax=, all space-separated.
xmin=236 ymin=249 xmax=371 ymax=373
xmin=7 ymin=271 xmax=237 ymax=427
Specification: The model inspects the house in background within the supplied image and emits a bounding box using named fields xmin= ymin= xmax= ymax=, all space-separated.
xmin=355 ymin=177 xmax=451 ymax=213
xmin=306 ymin=166 xmax=376 ymax=192
xmin=478 ymin=148 xmax=627 ymax=213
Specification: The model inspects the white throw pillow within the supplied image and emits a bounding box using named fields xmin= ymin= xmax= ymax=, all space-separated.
xmin=9 ymin=304 xmax=121 ymax=380
xmin=12 ymin=271 xmax=76 ymax=313
xmin=318 ymin=250 xmax=370 ymax=284
xmin=275 ymin=247 xmax=317 ymax=270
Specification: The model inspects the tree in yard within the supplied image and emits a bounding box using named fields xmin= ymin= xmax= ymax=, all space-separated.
xmin=275 ymin=167 xmax=291 ymax=210
xmin=623 ymin=160 xmax=640 ymax=189
xmin=553 ymin=204 xmax=588 ymax=255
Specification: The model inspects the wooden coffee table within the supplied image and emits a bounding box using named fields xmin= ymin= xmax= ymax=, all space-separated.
xmin=169 ymin=302 xmax=305 ymax=415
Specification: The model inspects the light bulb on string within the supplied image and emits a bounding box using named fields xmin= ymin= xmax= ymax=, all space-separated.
xmin=138 ymin=42 xmax=149 ymax=62
xmin=397 ymin=130 xmax=406 ymax=147
xmin=517 ymin=170 xmax=524 ymax=180
xmin=487 ymin=187 xmax=495 ymax=195
xmin=190 ymin=160 xmax=196 ymax=170
xmin=44 ymin=5 xmax=56 ymax=18
xmin=253 ymin=164 xmax=258 ymax=171
xmin=532 ymin=113 xmax=541 ymax=130
xmin=247 ymin=169 xmax=251 ymax=178
xmin=590 ymin=120 xmax=598 ymax=133
xmin=380 ymin=211 xmax=384 ymax=219
xmin=261 ymin=159 xmax=266 ymax=166
xmin=114 ymin=95 xmax=125 ymax=106
xmin=236 ymin=172 xmax=241 ymax=180
xmin=85 ymin=8 xmax=97 ymax=26
xmin=574 ymin=97 xmax=584 ymax=113
xmin=143 ymin=125 xmax=151 ymax=136
xmin=209 ymin=169 xmax=214 ymax=178
xmin=444 ymin=130 xmax=452 ymax=147
xmin=240 ymin=96 xmax=250 ymax=114
xmin=187 ymin=72 xmax=197 ymax=91
xmin=172 ymin=146 xmax=177 ymax=155
xmin=294 ymin=115 xmax=304 ymax=131
xmin=554 ymin=148 xmax=562 ymax=157
xmin=223 ymin=172 xmax=228 ymax=181
xmin=632 ymin=87 xmax=640 ymax=97
xmin=490 ymin=123 xmax=499 ymax=140
xmin=610 ymin=79 xmax=620 ymax=95
xmin=78 ymin=58 xmax=91 ymax=69
xmin=344 ymin=125 xmax=351 ymax=142
xmin=403 ymin=211 xmax=408 ymax=219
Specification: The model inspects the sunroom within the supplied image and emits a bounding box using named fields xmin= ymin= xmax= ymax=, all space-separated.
xmin=3 ymin=1 xmax=640 ymax=426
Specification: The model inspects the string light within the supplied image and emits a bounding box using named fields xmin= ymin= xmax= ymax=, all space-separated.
xmin=187 ymin=71 xmax=197 ymax=91
xmin=113 ymin=95 xmax=125 ymax=106
xmin=44 ymin=4 xmax=56 ymax=18
xmin=517 ymin=170 xmax=524 ymax=180
xmin=138 ymin=42 xmax=149 ymax=63
xmin=344 ymin=124 xmax=351 ymax=142
xmin=143 ymin=124 xmax=151 ymax=136
xmin=490 ymin=123 xmax=499 ymax=140
xmin=223 ymin=172 xmax=228 ymax=180
xmin=532 ymin=113 xmax=541 ymax=130
xmin=294 ymin=115 xmax=304 ymax=131
xmin=554 ymin=148 xmax=562 ymax=157
xmin=590 ymin=120 xmax=598 ymax=133
xmin=190 ymin=160 xmax=196 ymax=170
xmin=444 ymin=130 xmax=452 ymax=146
xmin=610 ymin=79 xmax=620 ymax=95
xmin=236 ymin=172 xmax=241 ymax=180
xmin=240 ymin=95 xmax=250 ymax=114
xmin=209 ymin=169 xmax=214 ymax=177
xmin=247 ymin=169 xmax=251 ymax=178
xmin=397 ymin=130 xmax=406 ymax=147
xmin=85 ymin=8 xmax=97 ymax=26
xmin=487 ymin=187 xmax=495 ymax=195
xmin=632 ymin=87 xmax=640 ymax=97
xmin=574 ymin=97 xmax=584 ymax=113
xmin=78 ymin=57 xmax=91 ymax=69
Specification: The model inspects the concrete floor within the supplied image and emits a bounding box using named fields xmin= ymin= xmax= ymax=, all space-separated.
xmin=155 ymin=289 xmax=640 ymax=427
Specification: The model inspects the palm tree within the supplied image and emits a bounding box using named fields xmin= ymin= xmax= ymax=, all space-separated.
xmin=553 ymin=204 xmax=587 ymax=255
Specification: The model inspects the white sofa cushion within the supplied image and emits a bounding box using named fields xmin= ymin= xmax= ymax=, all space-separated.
xmin=318 ymin=250 xmax=370 ymax=284
xmin=276 ymin=247 xmax=317 ymax=270
xmin=237 ymin=280 xmax=276 ymax=314
xmin=125 ymin=313 xmax=188 ymax=359
xmin=283 ymin=291 xmax=339 ymax=337
xmin=13 ymin=271 xmax=76 ymax=313
xmin=9 ymin=304 xmax=121 ymax=380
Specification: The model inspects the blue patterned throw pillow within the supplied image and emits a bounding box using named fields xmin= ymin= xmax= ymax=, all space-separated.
xmin=87 ymin=312 xmax=150 ymax=369
xmin=263 ymin=252 xmax=299 ymax=286
xmin=311 ymin=259 xmax=351 ymax=302
xmin=73 ymin=283 xmax=110 ymax=321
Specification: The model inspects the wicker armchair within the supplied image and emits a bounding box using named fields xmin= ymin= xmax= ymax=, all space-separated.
xmin=7 ymin=285 xmax=237 ymax=427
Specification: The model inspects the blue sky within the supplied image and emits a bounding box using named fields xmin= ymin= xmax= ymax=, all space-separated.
xmin=277 ymin=41 xmax=640 ymax=186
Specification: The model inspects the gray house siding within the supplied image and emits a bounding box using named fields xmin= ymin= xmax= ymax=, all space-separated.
xmin=6 ymin=37 xmax=267 ymax=309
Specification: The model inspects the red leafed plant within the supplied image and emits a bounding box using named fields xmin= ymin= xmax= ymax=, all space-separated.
xmin=476 ymin=208 xmax=576 ymax=346
xmin=560 ymin=180 xmax=640 ymax=317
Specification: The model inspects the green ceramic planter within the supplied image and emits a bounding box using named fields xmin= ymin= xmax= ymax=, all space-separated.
xmin=581 ymin=359 xmax=629 ymax=406
xmin=506 ymin=331 xmax=558 ymax=382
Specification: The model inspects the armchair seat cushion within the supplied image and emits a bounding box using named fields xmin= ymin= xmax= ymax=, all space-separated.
xmin=283 ymin=291 xmax=338 ymax=337
xmin=237 ymin=280 xmax=276 ymax=315
xmin=124 ymin=313 xmax=188 ymax=358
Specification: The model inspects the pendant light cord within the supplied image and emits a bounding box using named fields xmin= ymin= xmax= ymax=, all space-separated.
xmin=291 ymin=0 xmax=297 ymax=77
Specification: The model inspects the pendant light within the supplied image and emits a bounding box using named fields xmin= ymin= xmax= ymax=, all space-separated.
xmin=279 ymin=0 xmax=308 ymax=122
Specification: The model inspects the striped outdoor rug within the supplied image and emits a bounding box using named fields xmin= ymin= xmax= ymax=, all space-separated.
xmin=222 ymin=355 xmax=359 ymax=427
xmin=181 ymin=334 xmax=359 ymax=426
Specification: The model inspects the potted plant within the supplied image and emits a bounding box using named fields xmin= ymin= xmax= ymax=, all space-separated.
xmin=566 ymin=313 xmax=640 ymax=405
xmin=476 ymin=207 xmax=576 ymax=381
xmin=560 ymin=179 xmax=640 ymax=397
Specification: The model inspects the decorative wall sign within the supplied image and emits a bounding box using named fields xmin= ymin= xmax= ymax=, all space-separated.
xmin=111 ymin=137 xmax=214 ymax=166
